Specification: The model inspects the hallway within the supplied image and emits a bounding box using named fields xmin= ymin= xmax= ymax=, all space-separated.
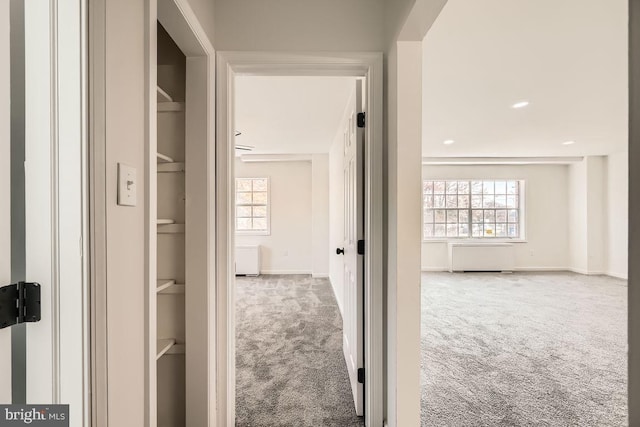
xmin=235 ymin=275 xmax=363 ymax=426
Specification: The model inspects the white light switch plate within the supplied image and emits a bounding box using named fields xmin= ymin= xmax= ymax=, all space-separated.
xmin=117 ymin=163 xmax=137 ymax=206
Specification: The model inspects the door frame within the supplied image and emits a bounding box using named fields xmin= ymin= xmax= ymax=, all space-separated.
xmin=215 ymin=51 xmax=384 ymax=426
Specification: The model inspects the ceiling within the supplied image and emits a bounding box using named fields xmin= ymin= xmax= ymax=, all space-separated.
xmin=235 ymin=76 xmax=355 ymax=155
xmin=422 ymin=0 xmax=628 ymax=157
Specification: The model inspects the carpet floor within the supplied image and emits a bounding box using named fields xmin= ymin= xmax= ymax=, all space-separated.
xmin=235 ymin=275 xmax=364 ymax=427
xmin=421 ymin=272 xmax=627 ymax=426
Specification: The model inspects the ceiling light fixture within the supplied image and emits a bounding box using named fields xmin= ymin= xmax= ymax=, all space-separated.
xmin=511 ymin=100 xmax=530 ymax=109
xmin=443 ymin=139 xmax=455 ymax=145
xmin=562 ymin=140 xmax=576 ymax=145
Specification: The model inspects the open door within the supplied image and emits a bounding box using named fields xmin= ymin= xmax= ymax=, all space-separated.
xmin=339 ymin=80 xmax=365 ymax=416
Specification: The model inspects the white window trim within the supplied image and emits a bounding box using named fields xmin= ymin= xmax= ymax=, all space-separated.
xmin=421 ymin=179 xmax=527 ymax=243
xmin=235 ymin=177 xmax=271 ymax=236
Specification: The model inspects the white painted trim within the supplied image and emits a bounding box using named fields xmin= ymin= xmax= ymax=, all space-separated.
xmin=258 ymin=270 xmax=312 ymax=275
xmin=240 ymin=154 xmax=313 ymax=163
xmin=513 ymin=267 xmax=574 ymax=272
xmin=607 ymin=271 xmax=629 ymax=280
xmin=216 ymin=51 xmax=384 ymax=427
xmin=421 ymin=267 xmax=448 ymax=272
xmin=311 ymin=273 xmax=330 ymax=279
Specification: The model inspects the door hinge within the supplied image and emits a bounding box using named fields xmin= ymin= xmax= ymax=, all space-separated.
xmin=0 ymin=282 xmax=41 ymax=329
xmin=357 ymin=112 xmax=366 ymax=128
xmin=357 ymin=368 xmax=365 ymax=384
xmin=357 ymin=240 xmax=365 ymax=255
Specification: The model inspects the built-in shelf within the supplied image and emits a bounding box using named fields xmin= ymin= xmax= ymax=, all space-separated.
xmin=157 ymin=162 xmax=185 ymax=173
xmin=157 ymin=223 xmax=185 ymax=234
xmin=157 ymin=102 xmax=184 ymax=112
xmin=156 ymin=338 xmax=176 ymax=360
xmin=156 ymin=279 xmax=176 ymax=293
xmin=157 ymin=280 xmax=185 ymax=295
xmin=157 ymin=219 xmax=176 ymax=225
xmin=157 ymin=152 xmax=174 ymax=163
xmin=157 ymin=86 xmax=174 ymax=103
xmin=166 ymin=344 xmax=185 ymax=356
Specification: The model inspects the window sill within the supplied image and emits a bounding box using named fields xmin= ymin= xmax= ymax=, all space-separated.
xmin=422 ymin=239 xmax=528 ymax=244
xmin=236 ymin=231 xmax=271 ymax=236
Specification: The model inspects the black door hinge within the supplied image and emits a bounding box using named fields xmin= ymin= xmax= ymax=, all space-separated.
xmin=357 ymin=240 xmax=365 ymax=255
xmin=357 ymin=368 xmax=365 ymax=384
xmin=357 ymin=112 xmax=366 ymax=128
xmin=0 ymin=282 xmax=41 ymax=329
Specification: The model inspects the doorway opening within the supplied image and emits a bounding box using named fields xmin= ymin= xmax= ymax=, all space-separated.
xmin=216 ymin=52 xmax=384 ymax=427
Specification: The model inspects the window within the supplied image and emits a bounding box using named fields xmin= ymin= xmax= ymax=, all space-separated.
xmin=236 ymin=178 xmax=270 ymax=234
xmin=423 ymin=180 xmax=522 ymax=240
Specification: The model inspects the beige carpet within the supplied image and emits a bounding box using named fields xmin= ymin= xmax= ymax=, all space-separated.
xmin=235 ymin=275 xmax=364 ymax=427
xmin=421 ymin=272 xmax=627 ymax=426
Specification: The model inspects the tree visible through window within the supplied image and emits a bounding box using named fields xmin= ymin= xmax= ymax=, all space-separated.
xmin=423 ymin=180 xmax=521 ymax=239
xmin=236 ymin=178 xmax=269 ymax=233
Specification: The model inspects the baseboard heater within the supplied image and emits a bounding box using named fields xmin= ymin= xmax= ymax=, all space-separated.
xmin=235 ymin=245 xmax=261 ymax=276
xmin=448 ymin=243 xmax=515 ymax=273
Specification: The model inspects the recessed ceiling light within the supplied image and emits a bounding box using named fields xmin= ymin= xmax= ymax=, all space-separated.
xmin=511 ymin=101 xmax=530 ymax=109
xmin=443 ymin=139 xmax=455 ymax=145
xmin=562 ymin=140 xmax=576 ymax=145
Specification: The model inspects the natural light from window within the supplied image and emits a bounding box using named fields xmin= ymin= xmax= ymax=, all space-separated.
xmin=236 ymin=177 xmax=270 ymax=233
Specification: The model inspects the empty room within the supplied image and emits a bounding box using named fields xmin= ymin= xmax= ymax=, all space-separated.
xmin=419 ymin=0 xmax=628 ymax=425
xmin=232 ymin=75 xmax=367 ymax=425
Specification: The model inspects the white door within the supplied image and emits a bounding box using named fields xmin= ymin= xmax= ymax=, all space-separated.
xmin=0 ymin=1 xmax=87 ymax=424
xmin=340 ymin=80 xmax=365 ymax=416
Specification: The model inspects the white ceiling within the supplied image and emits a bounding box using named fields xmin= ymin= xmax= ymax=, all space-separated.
xmin=422 ymin=0 xmax=628 ymax=157
xmin=235 ymin=76 xmax=355 ymax=155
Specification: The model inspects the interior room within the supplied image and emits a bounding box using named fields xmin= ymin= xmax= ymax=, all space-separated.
xmin=232 ymin=75 xmax=365 ymax=425
xmin=419 ymin=1 xmax=628 ymax=425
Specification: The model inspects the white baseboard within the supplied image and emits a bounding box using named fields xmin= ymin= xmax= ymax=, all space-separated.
xmin=512 ymin=267 xmax=571 ymax=272
xmin=312 ymin=273 xmax=329 ymax=278
xmin=328 ymin=276 xmax=343 ymax=317
xmin=260 ymin=270 xmax=311 ymax=275
xmin=421 ymin=267 xmax=448 ymax=272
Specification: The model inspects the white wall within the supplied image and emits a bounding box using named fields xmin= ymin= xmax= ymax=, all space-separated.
xmin=422 ymin=164 xmax=570 ymax=271
xmin=568 ymin=159 xmax=588 ymax=272
xmin=606 ymin=151 xmax=629 ymax=278
xmin=235 ymin=159 xmax=313 ymax=274
xmin=311 ymin=154 xmax=330 ymax=278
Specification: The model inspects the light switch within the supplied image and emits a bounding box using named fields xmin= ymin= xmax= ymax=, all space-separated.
xmin=117 ymin=163 xmax=137 ymax=206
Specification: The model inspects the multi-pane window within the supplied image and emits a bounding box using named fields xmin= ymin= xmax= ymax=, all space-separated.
xmin=236 ymin=178 xmax=269 ymax=233
xmin=423 ymin=180 xmax=521 ymax=240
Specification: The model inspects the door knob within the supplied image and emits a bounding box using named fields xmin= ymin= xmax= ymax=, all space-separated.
xmin=336 ymin=248 xmax=344 ymax=255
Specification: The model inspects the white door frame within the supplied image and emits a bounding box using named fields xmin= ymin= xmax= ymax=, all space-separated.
xmin=216 ymin=51 xmax=384 ymax=427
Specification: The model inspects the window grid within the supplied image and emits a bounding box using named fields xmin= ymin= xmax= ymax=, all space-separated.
xmin=423 ymin=180 xmax=521 ymax=240
xmin=235 ymin=178 xmax=269 ymax=233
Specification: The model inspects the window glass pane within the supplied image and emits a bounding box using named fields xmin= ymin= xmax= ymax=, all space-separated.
xmin=236 ymin=179 xmax=252 ymax=192
xmin=424 ymin=224 xmax=434 ymax=238
xmin=447 ymin=210 xmax=458 ymax=224
xmin=471 ymin=195 xmax=483 ymax=208
xmin=253 ymin=217 xmax=267 ymax=230
xmin=446 ymin=181 xmax=458 ymax=194
xmin=508 ymin=209 xmax=519 ymax=223
xmin=253 ymin=179 xmax=268 ymax=191
xmin=484 ymin=210 xmax=495 ymax=223
xmin=471 ymin=181 xmax=483 ymax=194
xmin=508 ymin=223 xmax=519 ymax=237
xmin=496 ymin=223 xmax=507 ymax=237
xmin=236 ymin=192 xmax=251 ymax=204
xmin=424 ymin=195 xmax=433 ymax=208
xmin=423 ymin=181 xmax=433 ymax=194
xmin=459 ymin=210 xmax=469 ymax=224
xmin=434 ymin=181 xmax=446 ymax=194
xmin=237 ymin=218 xmax=251 ymax=230
xmin=434 ymin=210 xmax=446 ymax=223
xmin=483 ymin=195 xmax=495 ymax=208
xmin=434 ymin=224 xmax=446 ymax=237
xmin=507 ymin=181 xmax=518 ymax=195
xmin=472 ymin=224 xmax=483 ymax=237
xmin=424 ymin=209 xmax=434 ymax=223
xmin=458 ymin=181 xmax=470 ymax=194
xmin=446 ymin=224 xmax=458 ymax=237
xmin=434 ymin=195 xmax=445 ymax=208
xmin=237 ymin=206 xmax=252 ymax=218
xmin=472 ymin=210 xmax=483 ymax=223
xmin=484 ymin=223 xmax=496 ymax=237
xmin=458 ymin=195 xmax=469 ymax=208
xmin=253 ymin=192 xmax=268 ymax=204
xmin=494 ymin=195 xmax=507 ymax=208
xmin=253 ymin=206 xmax=267 ymax=218
xmin=494 ymin=181 xmax=506 ymax=194
xmin=458 ymin=223 xmax=470 ymax=237
xmin=446 ymin=195 xmax=457 ymax=208
xmin=483 ymin=181 xmax=494 ymax=195
xmin=496 ymin=210 xmax=507 ymax=223
xmin=507 ymin=195 xmax=518 ymax=208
